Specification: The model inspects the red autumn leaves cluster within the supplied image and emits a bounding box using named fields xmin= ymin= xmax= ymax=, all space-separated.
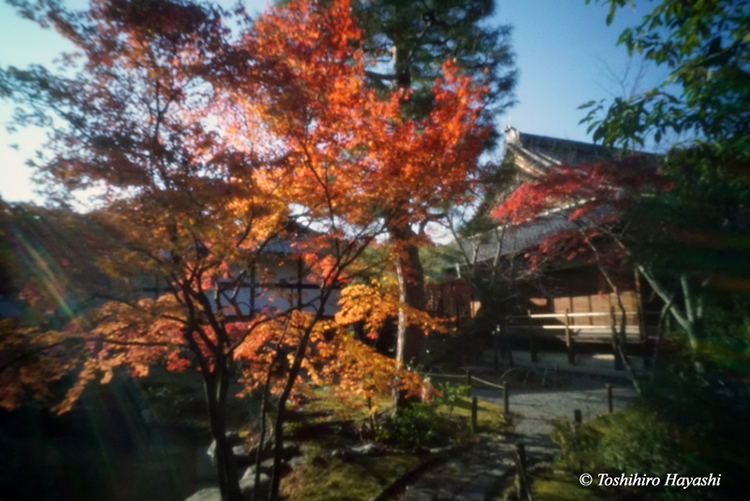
xmin=492 ymin=157 xmax=671 ymax=270
xmin=1 ymin=0 xmax=490 ymax=415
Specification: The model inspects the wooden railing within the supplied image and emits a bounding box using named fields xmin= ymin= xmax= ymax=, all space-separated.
xmin=506 ymin=309 xmax=641 ymax=335
xmin=499 ymin=307 xmax=644 ymax=365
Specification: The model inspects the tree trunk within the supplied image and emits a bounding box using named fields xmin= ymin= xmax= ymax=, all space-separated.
xmin=652 ymin=297 xmax=673 ymax=379
xmin=252 ymin=370 xmax=271 ymax=501
xmin=268 ymin=303 xmax=328 ymax=501
xmin=390 ymin=225 xmax=427 ymax=368
xmin=388 ymin=224 xmax=427 ymax=409
xmin=638 ymin=266 xmax=705 ymax=374
xmin=205 ymin=365 xmax=244 ymax=501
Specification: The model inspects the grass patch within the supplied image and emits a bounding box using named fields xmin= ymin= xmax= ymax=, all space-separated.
xmin=281 ymin=451 xmax=420 ymax=501
xmin=531 ymin=471 xmax=620 ymax=501
xmin=490 ymin=468 xmax=646 ymax=501
xmin=280 ymin=393 xmax=421 ymax=501
xmin=301 ymin=387 xmax=392 ymax=421
xmin=437 ymin=396 xmax=513 ymax=435
xmin=281 ymin=390 xmax=511 ymax=500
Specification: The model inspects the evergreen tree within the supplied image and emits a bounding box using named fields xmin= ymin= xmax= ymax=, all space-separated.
xmin=353 ymin=0 xmax=517 ymax=368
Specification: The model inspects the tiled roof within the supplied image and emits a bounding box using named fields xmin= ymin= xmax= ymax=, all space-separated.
xmin=504 ymin=126 xmax=620 ymax=170
xmin=455 ymin=126 xmax=638 ymax=265
xmin=456 ymin=212 xmax=578 ymax=262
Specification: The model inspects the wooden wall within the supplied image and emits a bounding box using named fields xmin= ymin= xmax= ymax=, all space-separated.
xmin=546 ymin=290 xmax=640 ymax=326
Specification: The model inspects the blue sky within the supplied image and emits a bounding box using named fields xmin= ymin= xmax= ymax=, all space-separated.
xmin=0 ymin=0 xmax=666 ymax=203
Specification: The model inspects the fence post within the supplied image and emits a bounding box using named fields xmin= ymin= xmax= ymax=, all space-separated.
xmin=574 ymin=409 xmax=582 ymax=425
xmin=611 ymin=306 xmax=624 ymax=371
xmin=421 ymin=376 xmax=432 ymax=403
xmin=527 ymin=310 xmax=538 ymax=363
xmin=565 ymin=308 xmax=575 ymax=365
xmin=606 ymin=384 xmax=613 ymax=414
xmin=505 ymin=318 xmax=515 ymax=368
xmin=368 ymin=396 xmax=375 ymax=434
xmin=515 ymin=443 xmax=531 ymax=500
xmin=466 ymin=370 xmax=473 ymax=396
xmin=503 ymin=381 xmax=510 ymax=416
xmin=493 ymin=325 xmax=500 ymax=372
xmin=471 ymin=397 xmax=478 ymax=433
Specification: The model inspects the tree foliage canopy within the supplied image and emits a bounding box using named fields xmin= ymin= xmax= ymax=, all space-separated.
xmin=355 ymin=0 xmax=516 ymax=123
xmin=582 ymin=0 xmax=750 ymax=154
xmin=0 ymin=0 xmax=491 ymax=498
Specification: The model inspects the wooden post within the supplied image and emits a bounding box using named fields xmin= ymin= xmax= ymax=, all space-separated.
xmin=515 ymin=443 xmax=531 ymax=501
xmin=499 ymin=321 xmax=507 ymax=360
xmin=606 ymin=384 xmax=613 ymax=414
xmin=506 ymin=318 xmax=515 ymax=368
xmin=574 ymin=409 xmax=582 ymax=425
xmin=503 ymin=381 xmax=510 ymax=416
xmin=611 ymin=306 xmax=624 ymax=371
xmin=493 ymin=325 xmax=500 ymax=372
xmin=565 ymin=308 xmax=575 ymax=365
xmin=466 ymin=370 xmax=473 ymax=396
xmin=421 ymin=377 xmax=431 ymax=403
xmin=528 ymin=310 xmax=538 ymax=363
xmin=471 ymin=397 xmax=478 ymax=433
xmin=634 ymin=268 xmax=647 ymax=343
xmin=368 ymin=396 xmax=375 ymax=433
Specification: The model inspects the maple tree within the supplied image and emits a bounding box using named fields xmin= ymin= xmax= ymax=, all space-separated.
xmin=441 ymin=154 xmax=545 ymax=327
xmin=494 ymin=150 xmax=750 ymax=377
xmin=1 ymin=0 xmax=491 ymax=499
xmin=220 ymin=0 xmax=490 ymax=492
xmin=217 ymin=0 xmax=494 ymax=377
xmin=493 ymin=156 xmax=669 ymax=385
xmin=350 ymin=0 xmax=516 ymax=370
xmin=575 ymin=0 xmax=750 ymax=378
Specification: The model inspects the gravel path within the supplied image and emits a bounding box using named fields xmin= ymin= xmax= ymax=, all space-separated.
xmin=397 ymin=375 xmax=638 ymax=500
xmin=475 ymin=376 xmax=638 ymax=456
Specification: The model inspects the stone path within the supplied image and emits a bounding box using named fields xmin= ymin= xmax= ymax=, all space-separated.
xmin=399 ymin=434 xmax=516 ymax=501
xmin=397 ymin=376 xmax=638 ymax=501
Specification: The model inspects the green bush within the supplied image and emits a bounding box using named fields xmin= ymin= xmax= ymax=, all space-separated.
xmin=434 ymin=382 xmax=470 ymax=419
xmin=598 ymin=409 xmax=693 ymax=477
xmin=551 ymin=408 xmax=708 ymax=500
xmin=376 ymin=402 xmax=453 ymax=449
xmin=550 ymin=416 xmax=605 ymax=473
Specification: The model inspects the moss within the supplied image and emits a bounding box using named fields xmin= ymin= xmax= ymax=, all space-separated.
xmin=532 ymin=476 xmax=613 ymax=501
xmin=491 ymin=469 xmax=638 ymax=501
xmin=280 ymin=391 xmax=512 ymax=501
xmin=281 ymin=453 xmax=419 ymax=501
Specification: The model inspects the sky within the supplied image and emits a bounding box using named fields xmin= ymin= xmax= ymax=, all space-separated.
xmin=0 ymin=0 xmax=668 ymax=204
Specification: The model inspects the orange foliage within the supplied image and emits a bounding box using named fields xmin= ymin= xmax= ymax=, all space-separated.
xmin=221 ymin=0 xmax=490 ymax=232
xmin=1 ymin=0 xmax=486 ymax=421
xmin=335 ymin=277 xmax=447 ymax=340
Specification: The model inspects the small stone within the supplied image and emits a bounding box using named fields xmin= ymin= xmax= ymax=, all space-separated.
xmin=196 ymin=446 xmax=216 ymax=479
xmin=206 ymin=431 xmax=244 ymax=466
xmin=242 ymin=457 xmax=294 ymax=481
xmin=185 ymin=487 xmax=221 ymax=501
xmin=241 ymin=465 xmax=256 ymax=481
xmin=351 ymin=443 xmax=378 ymax=455
xmin=233 ymin=445 xmax=254 ymax=465
xmin=240 ymin=473 xmax=270 ymax=500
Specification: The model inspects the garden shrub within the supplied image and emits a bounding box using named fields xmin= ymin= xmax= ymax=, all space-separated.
xmin=552 ymin=408 xmax=708 ymax=500
xmin=433 ymin=382 xmax=470 ymax=419
xmin=550 ymin=416 xmax=605 ymax=473
xmin=376 ymin=402 xmax=453 ymax=449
